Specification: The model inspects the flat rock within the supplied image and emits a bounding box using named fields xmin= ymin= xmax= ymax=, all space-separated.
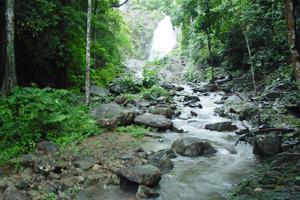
xmin=91 ymin=102 xmax=137 ymax=126
xmin=172 ymin=137 xmax=216 ymax=157
xmin=118 ymin=165 xmax=162 ymax=186
xmin=204 ymin=121 xmax=238 ymax=132
xmin=149 ymin=105 xmax=175 ymax=119
xmin=73 ymin=156 xmax=97 ymax=170
xmin=2 ymin=187 xmax=29 ymax=200
xmin=37 ymin=141 xmax=59 ymax=154
xmin=134 ymin=113 xmax=173 ymax=130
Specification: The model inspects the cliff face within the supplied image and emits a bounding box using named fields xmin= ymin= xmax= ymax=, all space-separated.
xmin=121 ymin=2 xmax=164 ymax=60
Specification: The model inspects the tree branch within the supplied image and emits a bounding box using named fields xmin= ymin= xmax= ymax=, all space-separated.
xmin=112 ymin=0 xmax=129 ymax=8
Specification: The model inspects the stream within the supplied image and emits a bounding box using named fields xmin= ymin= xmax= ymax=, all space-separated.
xmin=93 ymin=84 xmax=256 ymax=200
xmin=143 ymin=84 xmax=256 ymax=200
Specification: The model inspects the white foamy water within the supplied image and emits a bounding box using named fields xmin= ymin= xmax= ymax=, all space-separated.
xmin=149 ymin=16 xmax=177 ymax=61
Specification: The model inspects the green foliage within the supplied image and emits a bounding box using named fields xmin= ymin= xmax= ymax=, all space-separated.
xmin=116 ymin=125 xmax=150 ymax=138
xmin=116 ymin=75 xmax=143 ymax=94
xmin=142 ymin=67 xmax=160 ymax=88
xmin=141 ymin=85 xmax=169 ymax=100
xmin=0 ymin=87 xmax=99 ymax=164
xmin=13 ymin=0 xmax=130 ymax=88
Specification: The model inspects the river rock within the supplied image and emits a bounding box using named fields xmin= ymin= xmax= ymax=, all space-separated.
xmin=253 ymin=134 xmax=281 ymax=156
xmin=118 ymin=165 xmax=162 ymax=186
xmin=184 ymin=96 xmax=200 ymax=102
xmin=228 ymin=102 xmax=258 ymax=120
xmin=37 ymin=141 xmax=59 ymax=154
xmin=134 ymin=113 xmax=173 ymax=130
xmin=90 ymin=85 xmax=109 ymax=98
xmin=184 ymin=101 xmax=203 ymax=108
xmin=136 ymin=185 xmax=159 ymax=199
xmin=149 ymin=105 xmax=175 ymax=119
xmin=148 ymin=149 xmax=175 ymax=173
xmin=73 ymin=156 xmax=97 ymax=170
xmin=204 ymin=121 xmax=238 ymax=132
xmin=2 ymin=187 xmax=29 ymax=200
xmin=172 ymin=137 xmax=216 ymax=157
xmin=91 ymin=102 xmax=137 ymax=126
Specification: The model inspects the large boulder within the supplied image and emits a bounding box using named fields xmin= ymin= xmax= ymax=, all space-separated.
xmin=91 ymin=102 xmax=137 ymax=126
xmin=228 ymin=102 xmax=258 ymax=120
xmin=149 ymin=105 xmax=175 ymax=119
xmin=148 ymin=149 xmax=175 ymax=173
xmin=134 ymin=113 xmax=173 ymax=130
xmin=172 ymin=137 xmax=216 ymax=157
xmin=118 ymin=165 xmax=162 ymax=186
xmin=253 ymin=134 xmax=281 ymax=156
xmin=204 ymin=121 xmax=238 ymax=132
xmin=2 ymin=187 xmax=29 ymax=200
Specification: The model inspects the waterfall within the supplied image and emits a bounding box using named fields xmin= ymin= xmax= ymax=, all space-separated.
xmin=148 ymin=16 xmax=177 ymax=61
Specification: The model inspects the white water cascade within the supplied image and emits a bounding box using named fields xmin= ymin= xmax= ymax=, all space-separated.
xmin=149 ymin=16 xmax=177 ymax=61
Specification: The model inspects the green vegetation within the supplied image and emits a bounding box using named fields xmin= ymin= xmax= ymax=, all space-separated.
xmin=0 ymin=0 xmax=130 ymax=89
xmin=0 ymin=87 xmax=99 ymax=164
xmin=116 ymin=125 xmax=151 ymax=138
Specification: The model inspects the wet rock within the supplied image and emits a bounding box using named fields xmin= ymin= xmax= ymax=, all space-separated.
xmin=149 ymin=105 xmax=175 ymax=119
xmin=136 ymin=185 xmax=159 ymax=199
xmin=118 ymin=165 xmax=162 ymax=186
xmin=191 ymin=111 xmax=198 ymax=117
xmin=19 ymin=154 xmax=37 ymax=168
xmin=134 ymin=113 xmax=173 ymax=130
xmin=2 ymin=187 xmax=29 ymax=200
xmin=171 ymin=126 xmax=184 ymax=133
xmin=184 ymin=101 xmax=203 ymax=108
xmin=193 ymin=83 xmax=218 ymax=93
xmin=253 ymin=134 xmax=281 ymax=156
xmin=156 ymin=148 xmax=177 ymax=159
xmin=148 ymin=149 xmax=175 ymax=173
xmin=37 ymin=141 xmax=59 ymax=154
xmin=184 ymin=96 xmax=200 ymax=102
xmin=172 ymin=137 xmax=216 ymax=157
xmin=176 ymin=86 xmax=184 ymax=91
xmin=91 ymin=102 xmax=137 ymax=126
xmin=204 ymin=121 xmax=238 ymax=132
xmin=73 ymin=156 xmax=97 ymax=170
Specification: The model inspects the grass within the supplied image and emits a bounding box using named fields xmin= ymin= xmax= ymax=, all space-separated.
xmin=116 ymin=125 xmax=151 ymax=138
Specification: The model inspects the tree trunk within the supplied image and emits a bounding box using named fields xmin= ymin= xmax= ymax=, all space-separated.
xmin=1 ymin=0 xmax=17 ymax=95
xmin=285 ymin=0 xmax=300 ymax=89
xmin=85 ymin=0 xmax=92 ymax=104
xmin=93 ymin=0 xmax=98 ymax=67
xmin=205 ymin=0 xmax=214 ymax=82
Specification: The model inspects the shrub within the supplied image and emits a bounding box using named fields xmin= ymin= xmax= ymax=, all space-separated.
xmin=141 ymin=85 xmax=170 ymax=100
xmin=142 ymin=68 xmax=159 ymax=88
xmin=0 ymin=87 xmax=99 ymax=164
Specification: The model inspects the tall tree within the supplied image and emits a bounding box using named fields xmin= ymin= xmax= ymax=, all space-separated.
xmin=85 ymin=0 xmax=92 ymax=104
xmin=204 ymin=0 xmax=214 ymax=82
xmin=285 ymin=0 xmax=300 ymax=89
xmin=1 ymin=0 xmax=17 ymax=95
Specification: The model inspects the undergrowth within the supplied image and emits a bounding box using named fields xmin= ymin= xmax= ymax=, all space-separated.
xmin=0 ymin=87 xmax=100 ymax=165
